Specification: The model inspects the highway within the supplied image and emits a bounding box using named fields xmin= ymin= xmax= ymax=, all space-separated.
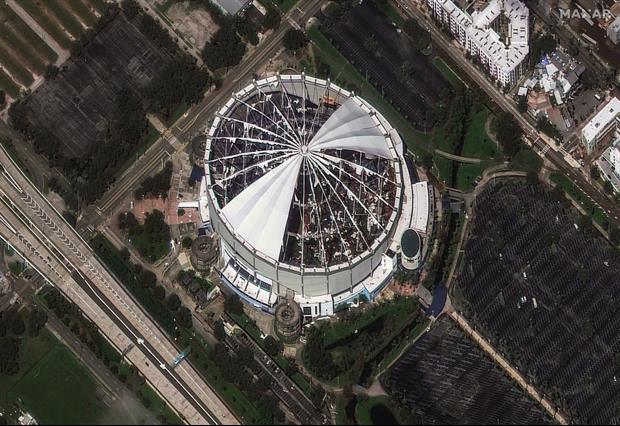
xmin=0 ymin=144 xmax=237 ymax=425
xmin=80 ymin=0 xmax=325 ymax=231
xmin=396 ymin=0 xmax=620 ymax=228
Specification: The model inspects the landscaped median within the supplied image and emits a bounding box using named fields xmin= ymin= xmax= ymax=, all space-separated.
xmin=302 ymin=296 xmax=425 ymax=387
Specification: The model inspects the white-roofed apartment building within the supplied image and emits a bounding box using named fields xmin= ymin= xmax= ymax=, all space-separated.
xmin=427 ymin=0 xmax=529 ymax=87
xmin=586 ymin=97 xmax=620 ymax=192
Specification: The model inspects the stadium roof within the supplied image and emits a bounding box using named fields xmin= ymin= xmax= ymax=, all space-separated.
xmin=218 ymin=97 xmax=398 ymax=260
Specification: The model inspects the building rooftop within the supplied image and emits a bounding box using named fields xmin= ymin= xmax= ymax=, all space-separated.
xmin=213 ymin=0 xmax=251 ymax=15
xmin=581 ymin=97 xmax=620 ymax=144
xmin=439 ymin=0 xmax=529 ymax=74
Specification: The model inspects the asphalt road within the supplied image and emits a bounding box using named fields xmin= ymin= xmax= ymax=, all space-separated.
xmin=397 ymin=0 xmax=620 ymax=228
xmin=80 ymin=0 xmax=325 ymax=231
xmin=0 ymin=145 xmax=236 ymax=424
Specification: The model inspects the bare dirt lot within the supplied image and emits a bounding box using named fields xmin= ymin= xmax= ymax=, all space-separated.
xmin=166 ymin=1 xmax=219 ymax=49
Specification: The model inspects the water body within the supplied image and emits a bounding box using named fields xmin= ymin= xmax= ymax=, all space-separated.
xmin=370 ymin=404 xmax=398 ymax=425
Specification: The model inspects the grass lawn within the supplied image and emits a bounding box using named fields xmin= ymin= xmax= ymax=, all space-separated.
xmin=461 ymin=107 xmax=498 ymax=160
xmin=355 ymin=395 xmax=403 ymax=425
xmin=307 ymin=26 xmax=432 ymax=157
xmin=510 ymin=147 xmax=542 ymax=173
xmin=432 ymin=56 xmax=465 ymax=89
xmin=1 ymin=329 xmax=124 ymax=425
xmin=456 ymin=163 xmax=485 ymax=191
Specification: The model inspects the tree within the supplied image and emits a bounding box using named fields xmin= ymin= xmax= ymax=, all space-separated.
xmin=182 ymin=236 xmax=193 ymax=249
xmin=403 ymin=18 xmax=430 ymax=51
xmin=27 ymin=309 xmax=47 ymax=337
xmin=263 ymin=335 xmax=283 ymax=357
xmin=0 ymin=90 xmax=5 ymax=109
xmin=176 ymin=307 xmax=193 ymax=329
xmin=495 ymin=113 xmax=522 ymax=157
xmin=213 ymin=319 xmax=226 ymax=341
xmin=283 ymin=29 xmax=308 ymax=52
xmin=9 ymin=313 xmax=25 ymax=336
xmin=178 ymin=208 xmax=185 ymax=217
xmin=44 ymin=64 xmax=59 ymax=80
xmin=526 ymin=170 xmax=539 ymax=186
xmin=517 ymin=95 xmax=528 ymax=113
xmin=224 ymin=294 xmax=244 ymax=316
xmin=604 ymin=179 xmax=615 ymax=195
xmin=166 ymin=294 xmax=182 ymax=311
xmin=153 ymin=285 xmax=166 ymax=301
xmin=203 ymin=24 xmax=246 ymax=70
xmin=590 ymin=165 xmax=600 ymax=180
xmin=262 ymin=7 xmax=281 ymax=30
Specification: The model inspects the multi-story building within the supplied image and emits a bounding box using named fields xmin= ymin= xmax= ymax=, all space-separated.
xmin=608 ymin=16 xmax=620 ymax=45
xmin=426 ymin=0 xmax=530 ymax=87
xmin=581 ymin=97 xmax=620 ymax=154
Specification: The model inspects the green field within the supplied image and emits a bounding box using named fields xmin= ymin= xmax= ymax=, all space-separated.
xmin=18 ymin=0 xmax=73 ymax=49
xmin=307 ymin=26 xmax=432 ymax=157
xmin=0 ymin=45 xmax=34 ymax=86
xmin=432 ymin=56 xmax=465 ymax=89
xmin=0 ymin=33 xmax=46 ymax=76
xmin=461 ymin=107 xmax=498 ymax=160
xmin=0 ymin=68 xmax=20 ymax=98
xmin=0 ymin=329 xmax=126 ymax=425
xmin=62 ymin=0 xmax=98 ymax=27
xmin=510 ymin=147 xmax=542 ymax=173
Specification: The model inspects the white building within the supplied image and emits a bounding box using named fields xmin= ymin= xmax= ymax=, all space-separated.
xmin=608 ymin=17 xmax=620 ymax=45
xmin=426 ymin=0 xmax=529 ymax=87
xmin=201 ymin=75 xmax=431 ymax=318
xmin=580 ymin=97 xmax=620 ymax=153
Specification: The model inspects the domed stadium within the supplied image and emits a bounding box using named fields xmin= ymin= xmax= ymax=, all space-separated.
xmin=203 ymin=74 xmax=427 ymax=317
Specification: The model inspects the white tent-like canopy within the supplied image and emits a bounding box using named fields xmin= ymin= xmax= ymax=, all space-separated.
xmin=209 ymin=77 xmax=401 ymax=266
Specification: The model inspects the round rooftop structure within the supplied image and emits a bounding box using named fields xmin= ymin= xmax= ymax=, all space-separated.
xmin=401 ymin=228 xmax=421 ymax=259
xmin=205 ymin=74 xmax=407 ymax=299
xmin=190 ymin=235 xmax=219 ymax=272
